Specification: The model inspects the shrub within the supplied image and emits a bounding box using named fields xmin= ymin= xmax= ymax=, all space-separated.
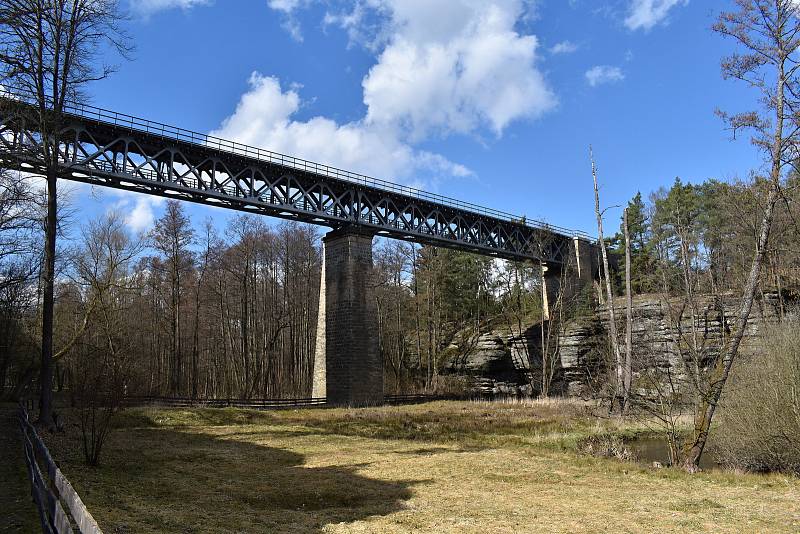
xmin=72 ymin=343 xmax=128 ymax=466
xmin=713 ymin=320 xmax=800 ymax=475
xmin=577 ymin=434 xmax=634 ymax=461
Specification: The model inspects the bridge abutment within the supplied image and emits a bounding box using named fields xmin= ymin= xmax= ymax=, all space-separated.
xmin=312 ymin=227 xmax=383 ymax=406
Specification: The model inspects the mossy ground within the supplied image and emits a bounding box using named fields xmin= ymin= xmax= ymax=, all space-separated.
xmin=42 ymin=400 xmax=800 ymax=533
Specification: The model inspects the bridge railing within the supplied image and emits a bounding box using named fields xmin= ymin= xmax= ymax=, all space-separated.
xmin=0 ymin=89 xmax=592 ymax=241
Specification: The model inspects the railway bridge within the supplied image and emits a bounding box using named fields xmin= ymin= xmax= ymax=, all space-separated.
xmin=0 ymin=93 xmax=598 ymax=406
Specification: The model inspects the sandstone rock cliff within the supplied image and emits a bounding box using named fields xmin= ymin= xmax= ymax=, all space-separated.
xmin=440 ymin=293 xmax=784 ymax=398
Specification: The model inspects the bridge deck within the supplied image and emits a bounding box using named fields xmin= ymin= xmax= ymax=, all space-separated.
xmin=0 ymin=94 xmax=588 ymax=263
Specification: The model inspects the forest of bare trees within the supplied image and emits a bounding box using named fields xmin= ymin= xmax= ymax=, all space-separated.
xmin=0 ymin=195 xmax=513 ymax=401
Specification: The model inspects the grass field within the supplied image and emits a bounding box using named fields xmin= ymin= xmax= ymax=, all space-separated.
xmin=42 ymin=400 xmax=800 ymax=533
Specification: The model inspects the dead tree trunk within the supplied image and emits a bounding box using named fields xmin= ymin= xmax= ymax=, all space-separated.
xmin=591 ymin=147 xmax=623 ymax=413
xmin=622 ymin=207 xmax=633 ymax=414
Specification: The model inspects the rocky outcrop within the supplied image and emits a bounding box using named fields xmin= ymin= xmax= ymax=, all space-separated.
xmin=442 ymin=334 xmax=512 ymax=376
xmin=441 ymin=333 xmax=535 ymax=396
xmin=559 ymin=293 xmax=781 ymax=398
xmin=440 ymin=293 xmax=785 ymax=399
xmin=558 ymin=316 xmax=606 ymax=397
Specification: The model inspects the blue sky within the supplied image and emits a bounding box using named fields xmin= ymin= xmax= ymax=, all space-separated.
xmin=71 ymin=0 xmax=761 ymax=239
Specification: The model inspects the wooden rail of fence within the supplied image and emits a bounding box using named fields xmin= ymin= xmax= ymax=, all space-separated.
xmin=384 ymin=394 xmax=461 ymax=405
xmin=122 ymin=396 xmax=328 ymax=409
xmin=18 ymin=404 xmax=103 ymax=534
xmin=122 ymin=393 xmax=469 ymax=410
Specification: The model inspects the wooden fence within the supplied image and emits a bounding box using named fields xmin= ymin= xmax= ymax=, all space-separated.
xmin=18 ymin=404 xmax=103 ymax=534
xmin=122 ymin=395 xmax=327 ymax=409
xmin=122 ymin=393 xmax=467 ymax=410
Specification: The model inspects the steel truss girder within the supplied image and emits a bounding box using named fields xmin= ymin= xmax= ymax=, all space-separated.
xmin=0 ymin=104 xmax=575 ymax=264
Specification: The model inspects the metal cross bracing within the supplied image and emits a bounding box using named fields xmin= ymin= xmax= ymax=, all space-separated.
xmin=0 ymin=93 xmax=589 ymax=264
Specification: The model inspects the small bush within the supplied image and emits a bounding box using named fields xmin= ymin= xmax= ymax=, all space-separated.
xmin=713 ymin=320 xmax=800 ymax=475
xmin=72 ymin=344 xmax=128 ymax=466
xmin=577 ymin=434 xmax=634 ymax=461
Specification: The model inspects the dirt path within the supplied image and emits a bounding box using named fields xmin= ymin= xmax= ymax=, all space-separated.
xmin=0 ymin=403 xmax=39 ymax=533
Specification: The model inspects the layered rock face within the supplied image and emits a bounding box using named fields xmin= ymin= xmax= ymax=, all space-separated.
xmin=441 ymin=294 xmax=783 ymax=398
xmin=441 ymin=331 xmax=540 ymax=396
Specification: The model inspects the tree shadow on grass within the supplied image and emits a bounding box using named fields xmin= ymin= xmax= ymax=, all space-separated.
xmin=53 ymin=425 xmax=419 ymax=534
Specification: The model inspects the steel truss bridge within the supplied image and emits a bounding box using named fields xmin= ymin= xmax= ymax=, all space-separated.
xmin=0 ymin=93 xmax=588 ymax=264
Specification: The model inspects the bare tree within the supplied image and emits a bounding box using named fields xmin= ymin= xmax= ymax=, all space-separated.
xmin=590 ymin=147 xmax=626 ymax=413
xmin=0 ymin=169 xmax=40 ymax=400
xmin=622 ymin=208 xmax=633 ymax=414
xmin=496 ymin=260 xmax=535 ymax=392
xmin=0 ymin=0 xmax=129 ymax=427
xmin=149 ymin=200 xmax=194 ymax=395
xmin=374 ymin=240 xmax=413 ymax=392
xmin=538 ymin=263 xmax=576 ymax=398
xmin=190 ymin=219 xmax=215 ymax=399
xmin=0 ymin=170 xmax=38 ymax=288
xmin=680 ymin=0 xmax=800 ymax=471
xmin=70 ymin=212 xmax=142 ymax=465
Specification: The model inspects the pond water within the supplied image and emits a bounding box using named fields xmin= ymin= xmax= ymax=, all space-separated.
xmin=627 ymin=436 xmax=722 ymax=470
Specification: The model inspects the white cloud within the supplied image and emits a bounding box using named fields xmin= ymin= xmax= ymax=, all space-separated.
xmin=129 ymin=0 xmax=211 ymax=16
xmin=323 ymin=3 xmax=390 ymax=52
xmin=211 ymin=73 xmax=470 ymax=183
xmin=267 ymin=0 xmax=301 ymax=12
xmin=585 ymin=65 xmax=625 ymax=87
xmin=126 ymin=197 xmax=164 ymax=234
xmin=267 ymin=0 xmax=306 ymax=41
xmin=360 ymin=0 xmax=556 ymax=139
xmin=624 ymin=0 xmax=688 ymax=31
xmin=281 ymin=18 xmax=304 ymax=42
xmin=550 ymin=40 xmax=578 ymax=54
xmin=222 ymin=1 xmax=559 ymax=188
xmin=273 ymin=0 xmax=556 ymax=139
xmin=104 ymin=190 xmax=165 ymax=234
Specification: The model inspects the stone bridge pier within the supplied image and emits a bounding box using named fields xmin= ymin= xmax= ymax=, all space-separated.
xmin=541 ymin=237 xmax=597 ymax=320
xmin=312 ymin=227 xmax=382 ymax=406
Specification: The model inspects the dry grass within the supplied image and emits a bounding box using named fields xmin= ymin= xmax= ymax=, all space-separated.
xmin=43 ymin=400 xmax=800 ymax=533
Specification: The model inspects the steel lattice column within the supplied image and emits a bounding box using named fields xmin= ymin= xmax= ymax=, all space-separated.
xmin=313 ymin=227 xmax=382 ymax=406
